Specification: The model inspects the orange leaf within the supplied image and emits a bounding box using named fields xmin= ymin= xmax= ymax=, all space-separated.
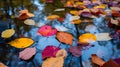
xmin=42 ymin=57 xmax=64 ymax=67
xmin=56 ymin=32 xmax=73 ymax=45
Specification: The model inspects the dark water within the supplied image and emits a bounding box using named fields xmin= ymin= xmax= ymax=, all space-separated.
xmin=0 ymin=0 xmax=120 ymax=67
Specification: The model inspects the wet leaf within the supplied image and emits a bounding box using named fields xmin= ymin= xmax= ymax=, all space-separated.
xmin=1 ymin=29 xmax=15 ymax=38
xmin=8 ymin=38 xmax=34 ymax=48
xmin=56 ymin=49 xmax=67 ymax=58
xmin=46 ymin=15 xmax=60 ymax=20
xmin=79 ymin=33 xmax=97 ymax=43
xmin=0 ymin=62 xmax=7 ymax=67
xmin=56 ymin=32 xmax=73 ymax=45
xmin=42 ymin=57 xmax=64 ymax=67
xmin=96 ymin=33 xmax=112 ymax=41
xmin=18 ymin=9 xmax=34 ymax=20
xmin=68 ymin=46 xmax=82 ymax=57
xmin=71 ymin=19 xmax=82 ymax=24
xmin=91 ymin=54 xmax=105 ymax=66
xmin=24 ymin=19 xmax=36 ymax=25
xmin=42 ymin=46 xmax=60 ymax=59
xmin=19 ymin=47 xmax=36 ymax=60
xmin=38 ymin=25 xmax=57 ymax=36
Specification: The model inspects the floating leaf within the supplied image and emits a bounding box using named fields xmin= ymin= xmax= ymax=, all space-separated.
xmin=95 ymin=33 xmax=112 ymax=41
xmin=24 ymin=19 xmax=35 ymax=25
xmin=54 ymin=25 xmax=69 ymax=31
xmin=70 ymin=16 xmax=80 ymax=21
xmin=19 ymin=47 xmax=36 ymax=60
xmin=1 ymin=29 xmax=15 ymax=38
xmin=68 ymin=46 xmax=82 ymax=57
xmin=0 ymin=62 xmax=7 ymax=67
xmin=110 ymin=18 xmax=119 ymax=26
xmin=91 ymin=54 xmax=105 ymax=66
xmin=8 ymin=38 xmax=34 ymax=48
xmin=71 ymin=19 xmax=82 ymax=24
xmin=38 ymin=25 xmax=57 ymax=36
xmin=56 ymin=49 xmax=67 ymax=58
xmin=70 ymin=10 xmax=79 ymax=15
xmin=54 ymin=8 xmax=65 ymax=11
xmin=42 ymin=57 xmax=64 ymax=67
xmin=79 ymin=33 xmax=96 ymax=43
xmin=42 ymin=46 xmax=60 ymax=59
xmin=18 ymin=9 xmax=34 ymax=20
xmin=46 ymin=15 xmax=60 ymax=20
xmin=56 ymin=32 xmax=73 ymax=45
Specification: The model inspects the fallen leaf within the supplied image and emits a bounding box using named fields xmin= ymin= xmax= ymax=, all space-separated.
xmin=56 ymin=32 xmax=73 ymax=45
xmin=1 ymin=29 xmax=15 ymax=38
xmin=42 ymin=57 xmax=64 ymax=67
xmin=19 ymin=47 xmax=36 ymax=60
xmin=91 ymin=54 xmax=105 ymax=66
xmin=24 ymin=19 xmax=36 ymax=25
xmin=56 ymin=49 xmax=67 ymax=58
xmin=68 ymin=46 xmax=82 ymax=57
xmin=95 ymin=33 xmax=112 ymax=41
xmin=38 ymin=25 xmax=57 ymax=36
xmin=8 ymin=38 xmax=34 ymax=48
xmin=0 ymin=62 xmax=7 ymax=67
xmin=42 ymin=46 xmax=60 ymax=59
xmin=79 ymin=33 xmax=97 ymax=43
xmin=46 ymin=15 xmax=60 ymax=20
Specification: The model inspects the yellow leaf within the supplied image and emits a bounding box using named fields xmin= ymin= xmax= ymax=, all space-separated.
xmin=79 ymin=33 xmax=96 ymax=43
xmin=71 ymin=19 xmax=82 ymax=24
xmin=42 ymin=57 xmax=64 ymax=67
xmin=8 ymin=38 xmax=34 ymax=48
xmin=46 ymin=15 xmax=60 ymax=20
xmin=70 ymin=10 xmax=79 ymax=15
xmin=1 ymin=29 xmax=15 ymax=38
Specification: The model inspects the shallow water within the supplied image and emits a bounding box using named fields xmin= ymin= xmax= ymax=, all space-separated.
xmin=0 ymin=0 xmax=120 ymax=67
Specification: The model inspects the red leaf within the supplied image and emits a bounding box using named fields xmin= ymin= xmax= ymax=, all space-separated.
xmin=42 ymin=46 xmax=60 ymax=59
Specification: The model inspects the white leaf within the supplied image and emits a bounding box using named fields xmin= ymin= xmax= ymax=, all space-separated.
xmin=24 ymin=19 xmax=35 ymax=25
xmin=70 ymin=16 xmax=80 ymax=21
xmin=95 ymin=33 xmax=112 ymax=41
xmin=35 ymin=22 xmax=46 ymax=27
xmin=54 ymin=8 xmax=65 ymax=11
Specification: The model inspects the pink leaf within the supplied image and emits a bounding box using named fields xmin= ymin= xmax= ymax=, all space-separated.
xmin=38 ymin=25 xmax=57 ymax=37
xmin=42 ymin=46 xmax=60 ymax=59
xmin=68 ymin=46 xmax=82 ymax=57
xmin=19 ymin=47 xmax=36 ymax=60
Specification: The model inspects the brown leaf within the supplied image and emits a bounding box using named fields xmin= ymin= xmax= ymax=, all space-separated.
xmin=91 ymin=54 xmax=105 ymax=66
xmin=56 ymin=32 xmax=73 ymax=45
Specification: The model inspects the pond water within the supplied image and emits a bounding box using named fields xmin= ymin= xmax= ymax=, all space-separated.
xmin=0 ymin=0 xmax=120 ymax=67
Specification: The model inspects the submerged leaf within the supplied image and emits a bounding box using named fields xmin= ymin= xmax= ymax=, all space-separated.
xmin=19 ymin=47 xmax=36 ymax=60
xmin=56 ymin=32 xmax=73 ymax=45
xmin=8 ymin=38 xmax=34 ymax=48
xmin=42 ymin=46 xmax=60 ymax=59
xmin=1 ymin=29 xmax=15 ymax=38
xmin=42 ymin=57 xmax=64 ymax=67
